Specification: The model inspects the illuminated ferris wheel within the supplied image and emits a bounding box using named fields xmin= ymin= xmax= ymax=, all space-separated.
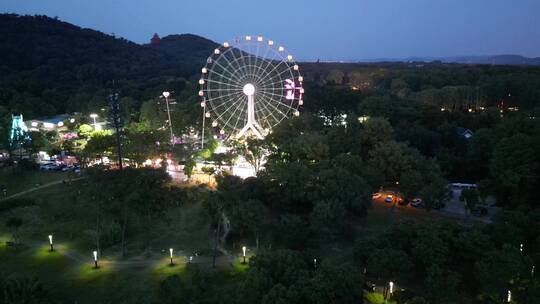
xmin=199 ymin=35 xmax=304 ymax=139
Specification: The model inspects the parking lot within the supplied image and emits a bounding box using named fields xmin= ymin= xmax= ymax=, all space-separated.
xmin=371 ymin=190 xmax=497 ymax=224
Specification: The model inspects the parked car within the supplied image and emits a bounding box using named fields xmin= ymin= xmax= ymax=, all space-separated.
xmin=411 ymin=198 xmax=423 ymax=208
xmin=372 ymin=193 xmax=382 ymax=199
xmin=40 ymin=163 xmax=59 ymax=171
xmin=398 ymin=197 xmax=409 ymax=206
xmin=384 ymin=196 xmax=393 ymax=203
xmin=472 ymin=206 xmax=488 ymax=217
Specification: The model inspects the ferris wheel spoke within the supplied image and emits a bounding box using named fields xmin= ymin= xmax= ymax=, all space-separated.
xmin=208 ymin=91 xmax=244 ymax=111
xmin=229 ymin=48 xmax=252 ymax=84
xmin=230 ymin=102 xmax=248 ymax=133
xmin=204 ymin=88 xmax=244 ymax=92
xmin=261 ymin=65 xmax=296 ymax=89
xmin=259 ymin=49 xmax=286 ymax=83
xmin=261 ymin=49 xmax=295 ymax=86
xmin=207 ymin=68 xmax=243 ymax=87
xmin=210 ymin=60 xmax=244 ymax=86
xmin=204 ymin=78 xmax=243 ymax=89
xmin=205 ymin=90 xmax=244 ymax=103
xmin=255 ymin=95 xmax=281 ymax=126
xmin=218 ymin=49 xmax=247 ymax=85
xmin=213 ymin=94 xmax=245 ymax=123
xmin=259 ymin=90 xmax=297 ymax=111
xmin=206 ymin=93 xmax=240 ymax=106
xmin=229 ymin=49 xmax=249 ymax=83
xmin=257 ymin=93 xmax=289 ymax=119
xmin=223 ymin=95 xmax=247 ymax=130
xmin=252 ymin=44 xmax=274 ymax=86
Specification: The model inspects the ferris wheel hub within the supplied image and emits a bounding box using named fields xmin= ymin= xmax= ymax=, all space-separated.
xmin=243 ymin=83 xmax=255 ymax=96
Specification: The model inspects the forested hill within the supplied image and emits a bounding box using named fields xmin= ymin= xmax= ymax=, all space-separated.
xmin=0 ymin=14 xmax=216 ymax=117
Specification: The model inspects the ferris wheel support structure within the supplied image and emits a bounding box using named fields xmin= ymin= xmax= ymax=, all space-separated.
xmin=236 ymin=83 xmax=264 ymax=139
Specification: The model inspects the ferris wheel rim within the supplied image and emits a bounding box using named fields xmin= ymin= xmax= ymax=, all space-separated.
xmin=200 ymin=35 xmax=304 ymax=138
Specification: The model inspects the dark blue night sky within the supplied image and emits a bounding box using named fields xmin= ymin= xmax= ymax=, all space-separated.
xmin=2 ymin=0 xmax=540 ymax=61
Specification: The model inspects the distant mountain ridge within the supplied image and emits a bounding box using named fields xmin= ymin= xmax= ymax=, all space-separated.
xmin=359 ymin=54 xmax=540 ymax=66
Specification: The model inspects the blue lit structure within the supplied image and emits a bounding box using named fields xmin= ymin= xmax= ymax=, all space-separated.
xmin=9 ymin=114 xmax=31 ymax=148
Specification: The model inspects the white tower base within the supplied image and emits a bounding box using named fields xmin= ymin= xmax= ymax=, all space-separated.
xmin=236 ymin=84 xmax=265 ymax=139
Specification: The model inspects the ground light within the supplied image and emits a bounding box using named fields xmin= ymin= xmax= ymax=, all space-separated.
xmin=507 ymin=290 xmax=512 ymax=302
xmin=48 ymin=234 xmax=54 ymax=252
xmin=169 ymin=248 xmax=174 ymax=266
xmin=189 ymin=256 xmax=193 ymax=264
xmin=242 ymin=246 xmax=247 ymax=264
xmin=313 ymin=258 xmax=317 ymax=268
xmin=385 ymin=281 xmax=394 ymax=303
xmin=93 ymin=250 xmax=99 ymax=269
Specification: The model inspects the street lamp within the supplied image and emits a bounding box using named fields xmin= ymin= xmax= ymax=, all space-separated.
xmin=189 ymin=255 xmax=193 ymax=264
xmin=520 ymin=243 xmax=523 ymax=253
xmin=162 ymin=91 xmax=174 ymax=145
xmin=169 ymin=248 xmax=174 ymax=266
xmin=507 ymin=290 xmax=512 ymax=302
xmin=48 ymin=235 xmax=54 ymax=252
xmin=90 ymin=113 xmax=98 ymax=130
xmin=93 ymin=250 xmax=99 ymax=269
xmin=242 ymin=246 xmax=247 ymax=264
xmin=385 ymin=281 xmax=394 ymax=302
xmin=313 ymin=258 xmax=317 ymax=268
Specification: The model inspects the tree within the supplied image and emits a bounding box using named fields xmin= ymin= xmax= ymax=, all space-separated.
xmin=424 ymin=265 xmax=461 ymax=303
xmin=1 ymin=276 xmax=54 ymax=304
xmin=201 ymin=166 xmax=216 ymax=183
xmin=358 ymin=117 xmax=394 ymax=154
xmin=489 ymin=133 xmax=539 ymax=205
xmin=367 ymin=248 xmax=413 ymax=281
xmin=309 ymin=200 xmax=347 ymax=239
xmin=6 ymin=217 xmax=23 ymax=245
xmin=412 ymin=229 xmax=449 ymax=270
xmin=231 ymin=138 xmax=268 ymax=173
xmin=227 ymin=198 xmax=267 ymax=249
xmin=475 ymin=245 xmax=533 ymax=302
xmin=77 ymin=124 xmax=94 ymax=138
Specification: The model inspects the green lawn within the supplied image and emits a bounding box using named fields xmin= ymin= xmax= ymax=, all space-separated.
xmin=0 ymin=167 xmax=70 ymax=196
xmin=0 ymin=176 xmax=236 ymax=303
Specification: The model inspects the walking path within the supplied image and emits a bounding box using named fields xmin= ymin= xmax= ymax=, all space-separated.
xmin=0 ymin=177 xmax=85 ymax=202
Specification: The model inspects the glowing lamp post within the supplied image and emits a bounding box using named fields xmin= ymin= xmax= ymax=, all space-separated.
xmin=48 ymin=235 xmax=54 ymax=252
xmin=313 ymin=258 xmax=317 ymax=268
xmin=189 ymin=256 xmax=193 ymax=264
xmin=385 ymin=281 xmax=394 ymax=302
xmin=242 ymin=246 xmax=247 ymax=264
xmin=93 ymin=250 xmax=99 ymax=269
xmin=90 ymin=113 xmax=98 ymax=130
xmin=169 ymin=248 xmax=174 ymax=266
xmin=507 ymin=290 xmax=512 ymax=302
xmin=162 ymin=91 xmax=174 ymax=145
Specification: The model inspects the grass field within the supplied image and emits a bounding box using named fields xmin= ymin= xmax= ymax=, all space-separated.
xmin=0 ymin=167 xmax=70 ymax=196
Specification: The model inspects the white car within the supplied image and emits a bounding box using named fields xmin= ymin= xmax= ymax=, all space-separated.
xmin=40 ymin=163 xmax=58 ymax=171
xmin=372 ymin=193 xmax=382 ymax=199
xmin=411 ymin=198 xmax=423 ymax=208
